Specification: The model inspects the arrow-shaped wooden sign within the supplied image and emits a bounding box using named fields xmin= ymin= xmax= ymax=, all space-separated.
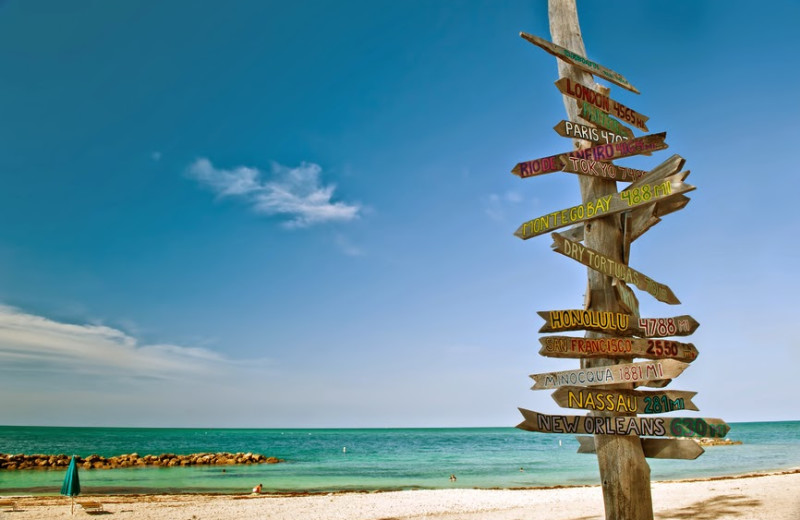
xmin=575 ymin=436 xmax=704 ymax=460
xmin=512 ymin=132 xmax=667 ymax=179
xmin=530 ymin=359 xmax=689 ymax=390
xmin=538 ymin=309 xmax=700 ymax=338
xmin=551 ymin=386 xmax=698 ymax=414
xmin=614 ymin=280 xmax=640 ymax=315
xmin=539 ymin=335 xmax=699 ymax=362
xmin=515 ymin=170 xmax=693 ymax=239
xmin=516 ymin=408 xmax=730 ymax=438
xmin=520 ymin=32 xmax=640 ymax=94
xmin=560 ymin=155 xmax=648 ymax=183
xmin=551 ymin=155 xmax=688 ymax=245
xmin=551 ymin=232 xmax=681 ymax=305
xmin=554 ymin=120 xmax=633 ymax=146
xmin=555 ymin=78 xmax=649 ymax=132
xmin=579 ymin=101 xmax=636 ymax=141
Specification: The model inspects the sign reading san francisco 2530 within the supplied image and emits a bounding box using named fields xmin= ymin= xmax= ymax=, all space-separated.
xmin=539 ymin=335 xmax=698 ymax=362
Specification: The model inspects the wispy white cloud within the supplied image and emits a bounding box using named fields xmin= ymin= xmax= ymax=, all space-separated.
xmin=484 ymin=190 xmax=524 ymax=221
xmin=332 ymin=234 xmax=364 ymax=257
xmin=0 ymin=304 xmax=227 ymax=380
xmin=187 ymin=158 xmax=361 ymax=228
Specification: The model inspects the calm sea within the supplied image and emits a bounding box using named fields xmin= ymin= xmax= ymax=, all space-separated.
xmin=0 ymin=422 xmax=798 ymax=495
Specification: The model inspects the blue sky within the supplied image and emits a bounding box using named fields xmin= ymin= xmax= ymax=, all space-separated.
xmin=0 ymin=1 xmax=797 ymax=428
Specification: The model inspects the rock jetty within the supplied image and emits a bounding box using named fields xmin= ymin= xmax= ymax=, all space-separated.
xmin=0 ymin=452 xmax=283 ymax=470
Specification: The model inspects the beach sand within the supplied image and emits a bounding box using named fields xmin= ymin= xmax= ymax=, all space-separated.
xmin=2 ymin=470 xmax=798 ymax=519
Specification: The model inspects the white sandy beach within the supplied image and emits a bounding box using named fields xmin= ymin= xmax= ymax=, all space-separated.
xmin=2 ymin=470 xmax=798 ymax=520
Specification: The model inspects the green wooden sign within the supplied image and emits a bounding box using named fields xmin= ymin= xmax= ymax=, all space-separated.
xmin=579 ymin=101 xmax=635 ymax=140
xmin=520 ymin=32 xmax=640 ymax=94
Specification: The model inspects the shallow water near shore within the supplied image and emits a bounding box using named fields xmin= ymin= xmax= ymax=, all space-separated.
xmin=0 ymin=421 xmax=797 ymax=495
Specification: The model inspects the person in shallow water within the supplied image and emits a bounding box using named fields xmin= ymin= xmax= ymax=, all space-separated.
xmin=449 ymin=474 xmax=457 ymax=482
xmin=252 ymin=483 xmax=262 ymax=494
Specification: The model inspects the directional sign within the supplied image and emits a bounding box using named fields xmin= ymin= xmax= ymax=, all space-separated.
xmin=515 ymin=171 xmax=693 ymax=239
xmin=519 ymin=32 xmax=640 ymax=94
xmin=538 ymin=309 xmax=634 ymax=335
xmin=614 ymin=280 xmax=640 ymax=315
xmin=550 ymin=154 xmax=688 ymax=244
xmin=561 ymin=155 xmax=647 ymax=183
xmin=555 ymin=78 xmax=649 ymax=132
xmin=516 ymin=408 xmax=730 ymax=438
xmin=551 ymin=386 xmax=698 ymax=415
xmin=538 ymin=309 xmax=700 ymax=338
xmin=627 ymin=193 xmax=691 ymax=244
xmin=579 ymin=101 xmax=636 ymax=140
xmin=554 ymin=120 xmax=633 ymax=145
xmin=512 ymin=132 xmax=667 ymax=179
xmin=530 ymin=359 xmax=689 ymax=390
xmin=575 ymin=436 xmax=705 ymax=460
xmin=551 ymin=232 xmax=681 ymax=305
xmin=539 ymin=335 xmax=698 ymax=362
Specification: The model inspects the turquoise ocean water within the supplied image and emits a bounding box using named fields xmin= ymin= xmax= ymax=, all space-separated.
xmin=0 ymin=422 xmax=798 ymax=495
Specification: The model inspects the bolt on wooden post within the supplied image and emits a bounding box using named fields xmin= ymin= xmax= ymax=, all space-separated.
xmin=510 ymin=1 xmax=728 ymax=519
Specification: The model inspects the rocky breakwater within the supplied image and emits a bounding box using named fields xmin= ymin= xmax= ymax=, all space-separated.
xmin=0 ymin=452 xmax=283 ymax=470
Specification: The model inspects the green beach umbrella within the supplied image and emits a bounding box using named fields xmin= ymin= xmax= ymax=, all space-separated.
xmin=60 ymin=455 xmax=81 ymax=514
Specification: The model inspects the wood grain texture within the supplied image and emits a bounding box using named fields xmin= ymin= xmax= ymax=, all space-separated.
xmin=551 ymin=386 xmax=699 ymax=415
xmin=576 ymin=436 xmax=705 ymax=459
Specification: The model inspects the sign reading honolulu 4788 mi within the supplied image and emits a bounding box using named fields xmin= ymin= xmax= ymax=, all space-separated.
xmin=537 ymin=309 xmax=700 ymax=337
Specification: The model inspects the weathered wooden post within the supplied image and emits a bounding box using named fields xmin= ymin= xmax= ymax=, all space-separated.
xmin=511 ymin=1 xmax=729 ymax=519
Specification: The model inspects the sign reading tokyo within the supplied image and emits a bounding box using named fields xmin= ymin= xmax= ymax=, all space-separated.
xmin=517 ymin=409 xmax=730 ymax=438
xmin=529 ymin=359 xmax=689 ymax=390
xmin=519 ymin=32 xmax=640 ymax=94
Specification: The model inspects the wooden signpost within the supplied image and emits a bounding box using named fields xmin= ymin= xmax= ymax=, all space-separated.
xmin=510 ymin=15 xmax=726 ymax=520
xmin=551 ymin=232 xmax=681 ymax=305
xmin=514 ymin=171 xmax=694 ymax=239
xmin=539 ymin=335 xmax=699 ymax=362
xmin=520 ymin=31 xmax=640 ymax=94
xmin=512 ymin=132 xmax=668 ymax=179
xmin=537 ymin=309 xmax=700 ymax=337
xmin=551 ymin=386 xmax=698 ymax=415
xmin=517 ymin=408 xmax=730 ymax=438
xmin=530 ymin=359 xmax=689 ymax=390
xmin=576 ymin=436 xmax=705 ymax=460
xmin=555 ymin=78 xmax=649 ymax=131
